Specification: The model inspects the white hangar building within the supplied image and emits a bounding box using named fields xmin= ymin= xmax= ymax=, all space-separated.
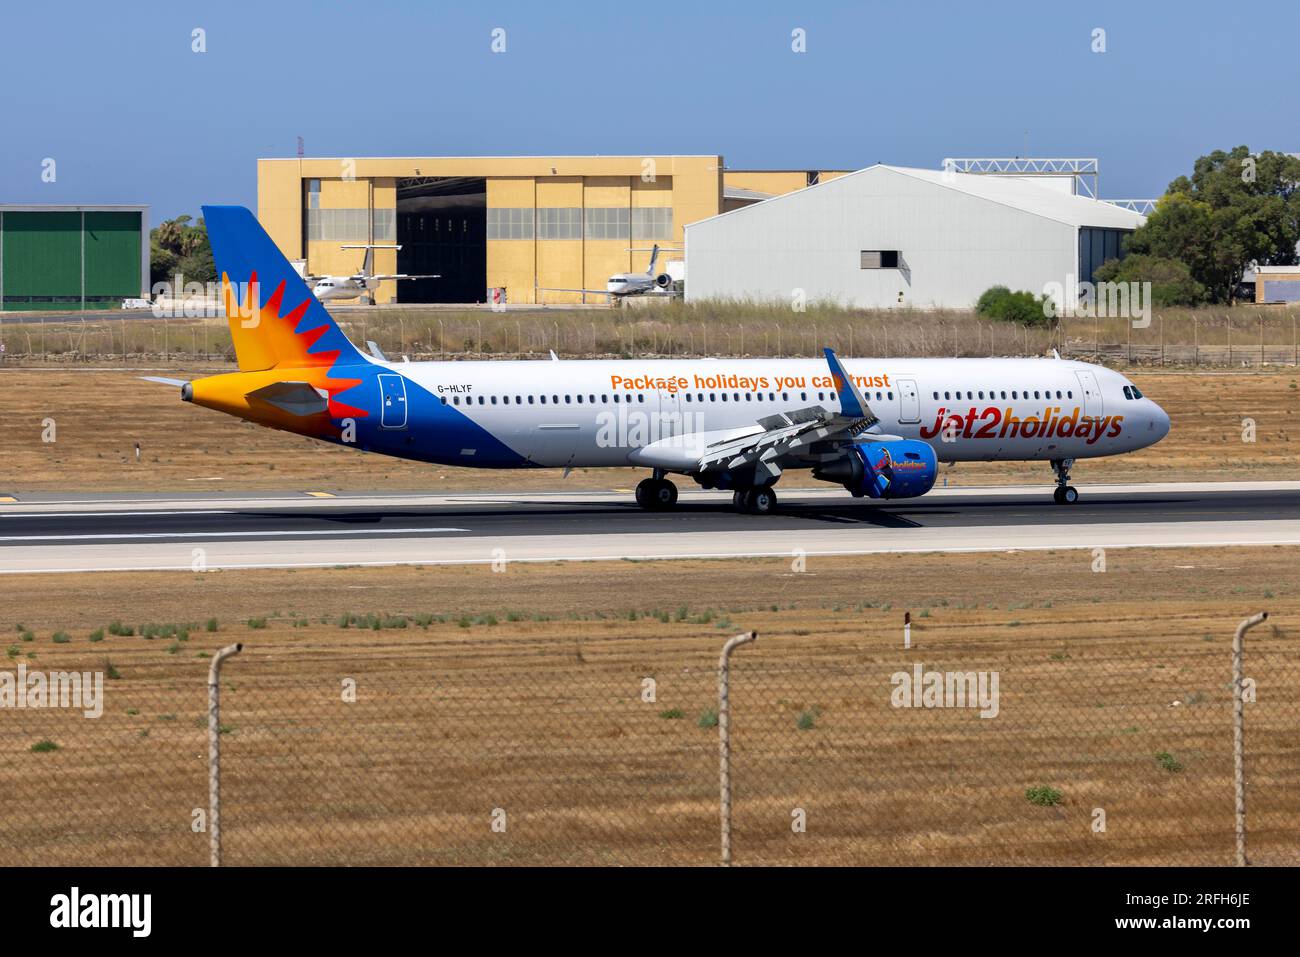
xmin=683 ymin=164 xmax=1147 ymax=310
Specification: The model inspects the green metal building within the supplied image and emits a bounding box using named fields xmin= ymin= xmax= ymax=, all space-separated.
xmin=0 ymin=205 xmax=149 ymax=311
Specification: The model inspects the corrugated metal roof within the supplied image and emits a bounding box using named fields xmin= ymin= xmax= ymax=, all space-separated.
xmin=688 ymin=164 xmax=1146 ymax=231
xmin=886 ymin=166 xmax=1146 ymax=228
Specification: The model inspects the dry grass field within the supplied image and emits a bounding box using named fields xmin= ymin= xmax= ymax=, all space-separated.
xmin=0 ymin=369 xmax=1297 ymax=492
xmin=0 ymin=549 xmax=1295 ymax=866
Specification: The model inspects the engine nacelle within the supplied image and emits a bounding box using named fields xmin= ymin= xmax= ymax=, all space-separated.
xmin=654 ymin=272 xmax=674 ymax=289
xmin=812 ymin=439 xmax=938 ymax=499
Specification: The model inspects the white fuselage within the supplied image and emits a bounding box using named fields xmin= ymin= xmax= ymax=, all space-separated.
xmin=312 ymin=276 xmax=376 ymax=302
xmin=365 ymin=354 xmax=1169 ymax=470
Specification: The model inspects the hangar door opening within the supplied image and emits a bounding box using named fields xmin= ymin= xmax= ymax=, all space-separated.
xmin=396 ymin=177 xmax=486 ymax=303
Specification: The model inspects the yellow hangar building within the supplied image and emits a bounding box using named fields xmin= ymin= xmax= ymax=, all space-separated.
xmin=256 ymin=156 xmax=849 ymax=305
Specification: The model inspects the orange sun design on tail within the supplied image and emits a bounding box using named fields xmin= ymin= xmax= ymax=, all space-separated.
xmin=223 ymin=271 xmax=369 ymax=419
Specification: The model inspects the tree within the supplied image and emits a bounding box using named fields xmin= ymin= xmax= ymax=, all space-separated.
xmin=1124 ymin=147 xmax=1300 ymax=303
xmin=1093 ymin=254 xmax=1206 ymax=307
xmin=150 ymin=215 xmax=216 ymax=287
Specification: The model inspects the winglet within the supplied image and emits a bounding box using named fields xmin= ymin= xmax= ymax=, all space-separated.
xmin=822 ymin=347 xmax=869 ymax=419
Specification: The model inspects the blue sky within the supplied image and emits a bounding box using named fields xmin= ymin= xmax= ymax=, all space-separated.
xmin=1 ymin=0 xmax=1293 ymax=220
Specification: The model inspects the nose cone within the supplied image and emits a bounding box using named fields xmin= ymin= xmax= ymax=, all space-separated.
xmin=1150 ymin=402 xmax=1171 ymax=442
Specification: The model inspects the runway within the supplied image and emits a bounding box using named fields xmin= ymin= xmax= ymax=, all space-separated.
xmin=2 ymin=480 xmax=1300 ymax=574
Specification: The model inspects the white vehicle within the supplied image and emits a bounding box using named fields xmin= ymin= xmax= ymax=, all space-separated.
xmin=175 ymin=206 xmax=1172 ymax=515
xmin=307 ymin=244 xmax=438 ymax=304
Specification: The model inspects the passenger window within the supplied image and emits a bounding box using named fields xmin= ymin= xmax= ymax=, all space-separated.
xmin=638 ymin=394 xmax=645 ymax=403
xmin=452 ymin=396 xmax=459 ymax=405
xmin=721 ymin=393 xmax=728 ymax=402
xmin=528 ymin=396 xmax=535 ymax=405
xmin=801 ymin=392 xmax=807 ymax=401
xmin=440 ymin=396 xmax=447 ymax=405
xmin=491 ymin=396 xmax=497 ymax=405
xmin=782 ymin=392 xmax=788 ymax=401
xmin=978 ymin=391 xmax=984 ymax=399
xmin=888 ymin=391 xmax=893 ymax=400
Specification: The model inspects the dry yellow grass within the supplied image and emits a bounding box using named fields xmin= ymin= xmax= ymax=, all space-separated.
xmin=0 ymin=549 xmax=1295 ymax=866
xmin=0 ymin=369 xmax=1297 ymax=491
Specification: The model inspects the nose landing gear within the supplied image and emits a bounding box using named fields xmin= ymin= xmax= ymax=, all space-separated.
xmin=1050 ymin=458 xmax=1078 ymax=504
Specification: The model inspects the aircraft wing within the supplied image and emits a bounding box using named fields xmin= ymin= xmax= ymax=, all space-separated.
xmin=371 ymin=274 xmax=440 ymax=281
xmin=535 ymin=286 xmax=611 ymax=296
xmin=694 ymin=348 xmax=899 ymax=475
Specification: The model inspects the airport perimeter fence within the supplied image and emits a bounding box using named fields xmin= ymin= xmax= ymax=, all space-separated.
xmin=0 ymin=619 xmax=1296 ymax=866
xmin=2 ymin=309 xmax=1300 ymax=369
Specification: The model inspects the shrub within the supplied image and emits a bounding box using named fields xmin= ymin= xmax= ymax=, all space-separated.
xmin=975 ymin=285 xmax=1053 ymax=326
xmin=1094 ymin=254 xmax=1207 ymax=306
xmin=1155 ymin=751 xmax=1184 ymax=773
xmin=1025 ymin=785 xmax=1063 ymax=806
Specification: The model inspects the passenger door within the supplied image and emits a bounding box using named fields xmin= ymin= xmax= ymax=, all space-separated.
xmin=378 ymin=374 xmax=408 ymax=429
xmin=1074 ymin=370 xmax=1103 ymax=418
xmin=896 ymin=377 xmax=921 ymax=424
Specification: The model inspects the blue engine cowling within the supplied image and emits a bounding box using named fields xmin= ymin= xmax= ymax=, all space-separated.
xmin=813 ymin=439 xmax=938 ymax=499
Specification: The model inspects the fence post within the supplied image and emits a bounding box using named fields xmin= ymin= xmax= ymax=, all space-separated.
xmin=1233 ymin=612 xmax=1267 ymax=867
xmin=718 ymin=631 xmax=757 ymax=866
xmin=208 ymin=642 xmax=243 ymax=867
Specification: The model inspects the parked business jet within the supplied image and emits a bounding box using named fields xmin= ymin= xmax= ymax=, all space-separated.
xmin=307 ymin=244 xmax=438 ymax=303
xmin=536 ymin=244 xmax=680 ymax=301
xmin=161 ymin=206 xmax=1170 ymax=513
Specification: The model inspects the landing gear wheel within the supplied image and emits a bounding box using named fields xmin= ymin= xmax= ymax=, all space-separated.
xmin=732 ymin=490 xmax=745 ymax=510
xmin=737 ymin=486 xmax=778 ymax=515
xmin=635 ymin=477 xmax=678 ymax=511
xmin=1050 ymin=458 xmax=1077 ymax=505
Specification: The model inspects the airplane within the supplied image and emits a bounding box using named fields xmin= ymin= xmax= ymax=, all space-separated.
xmin=536 ymin=244 xmax=680 ymax=301
xmin=155 ymin=206 xmax=1171 ymax=514
xmin=306 ymin=244 xmax=439 ymax=303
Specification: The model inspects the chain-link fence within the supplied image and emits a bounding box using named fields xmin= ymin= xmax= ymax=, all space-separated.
xmin=1 ymin=619 xmax=1295 ymax=866
xmin=1 ymin=309 xmax=1298 ymax=368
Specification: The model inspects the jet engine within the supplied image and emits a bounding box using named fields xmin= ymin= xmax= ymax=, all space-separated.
xmin=812 ymin=439 xmax=938 ymax=499
xmin=654 ymin=272 xmax=674 ymax=289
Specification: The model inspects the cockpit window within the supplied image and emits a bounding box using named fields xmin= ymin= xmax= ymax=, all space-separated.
xmin=1123 ymin=385 xmax=1133 ymax=400
xmin=1131 ymin=385 xmax=1143 ymax=399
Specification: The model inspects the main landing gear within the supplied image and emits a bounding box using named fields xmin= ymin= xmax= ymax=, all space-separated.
xmin=634 ymin=475 xmax=678 ymax=511
xmin=732 ymin=486 xmax=778 ymax=515
xmin=1050 ymin=458 xmax=1078 ymax=505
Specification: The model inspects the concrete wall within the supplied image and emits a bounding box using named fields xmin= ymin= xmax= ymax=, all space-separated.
xmin=685 ymin=166 xmax=1077 ymax=310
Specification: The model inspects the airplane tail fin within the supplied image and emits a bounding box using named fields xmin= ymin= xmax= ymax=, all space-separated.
xmin=202 ymin=205 xmax=364 ymax=372
xmin=647 ymin=244 xmax=660 ymax=275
